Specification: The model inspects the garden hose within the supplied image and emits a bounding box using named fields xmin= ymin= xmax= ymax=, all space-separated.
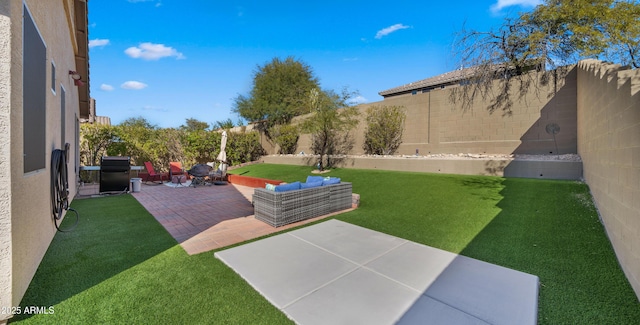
xmin=50 ymin=146 xmax=79 ymax=232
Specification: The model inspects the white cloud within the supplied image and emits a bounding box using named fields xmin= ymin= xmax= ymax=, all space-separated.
xmin=100 ymin=84 xmax=114 ymax=91
xmin=343 ymin=57 xmax=359 ymax=62
xmin=89 ymin=38 xmax=110 ymax=48
xmin=375 ymin=24 xmax=410 ymax=39
xmin=350 ymin=95 xmax=367 ymax=104
xmin=124 ymin=42 xmax=185 ymax=60
xmin=490 ymin=0 xmax=542 ymax=13
xmin=121 ymin=81 xmax=148 ymax=90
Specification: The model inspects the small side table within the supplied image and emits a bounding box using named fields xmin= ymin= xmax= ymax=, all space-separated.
xmin=171 ymin=175 xmax=186 ymax=187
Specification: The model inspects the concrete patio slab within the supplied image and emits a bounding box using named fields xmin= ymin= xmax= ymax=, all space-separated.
xmin=215 ymin=219 xmax=539 ymax=325
xmin=213 ymin=234 xmax=358 ymax=308
xmin=290 ymin=219 xmax=407 ymax=264
xmin=396 ymin=296 xmax=490 ymax=325
xmin=284 ymin=268 xmax=421 ymax=325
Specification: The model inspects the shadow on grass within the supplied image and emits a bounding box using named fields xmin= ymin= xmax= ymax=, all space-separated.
xmin=457 ymin=178 xmax=640 ymax=324
xmin=335 ymin=170 xmax=639 ymax=323
xmin=13 ymin=195 xmax=176 ymax=322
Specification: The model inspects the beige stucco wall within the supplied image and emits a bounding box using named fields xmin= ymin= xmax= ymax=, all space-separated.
xmin=263 ymin=67 xmax=578 ymax=157
xmin=577 ymin=59 xmax=640 ymax=299
xmin=1 ymin=0 xmax=81 ymax=320
xmin=0 ymin=0 xmax=13 ymax=320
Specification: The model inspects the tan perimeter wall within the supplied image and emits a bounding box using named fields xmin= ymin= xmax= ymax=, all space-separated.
xmin=2 ymin=0 xmax=82 ymax=320
xmin=577 ymin=59 xmax=640 ymax=299
xmin=260 ymin=67 xmax=578 ymax=157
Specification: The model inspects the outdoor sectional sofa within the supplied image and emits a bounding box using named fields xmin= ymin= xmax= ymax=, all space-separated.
xmin=253 ymin=176 xmax=353 ymax=227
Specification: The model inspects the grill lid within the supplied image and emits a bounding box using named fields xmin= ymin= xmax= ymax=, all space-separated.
xmin=188 ymin=164 xmax=212 ymax=177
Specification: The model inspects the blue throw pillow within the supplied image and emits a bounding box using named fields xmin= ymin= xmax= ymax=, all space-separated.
xmin=306 ymin=176 xmax=324 ymax=183
xmin=322 ymin=177 xmax=341 ymax=186
xmin=301 ymin=181 xmax=323 ymax=189
xmin=274 ymin=181 xmax=301 ymax=192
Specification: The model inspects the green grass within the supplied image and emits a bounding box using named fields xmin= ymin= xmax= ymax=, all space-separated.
xmin=13 ymin=164 xmax=640 ymax=324
xmin=12 ymin=195 xmax=290 ymax=324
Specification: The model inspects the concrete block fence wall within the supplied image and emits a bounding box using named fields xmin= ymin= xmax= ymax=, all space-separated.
xmin=577 ymin=60 xmax=640 ymax=299
xmin=255 ymin=67 xmax=579 ymax=157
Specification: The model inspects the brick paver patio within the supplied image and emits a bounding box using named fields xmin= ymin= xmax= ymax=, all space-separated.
xmin=131 ymin=181 xmax=354 ymax=255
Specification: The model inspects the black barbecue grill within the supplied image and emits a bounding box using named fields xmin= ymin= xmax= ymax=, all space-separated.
xmin=100 ymin=156 xmax=131 ymax=193
xmin=187 ymin=164 xmax=212 ymax=187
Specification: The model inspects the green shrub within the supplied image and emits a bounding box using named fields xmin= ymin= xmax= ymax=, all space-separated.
xmin=227 ymin=129 xmax=265 ymax=166
xmin=269 ymin=124 xmax=300 ymax=154
xmin=363 ymin=105 xmax=406 ymax=155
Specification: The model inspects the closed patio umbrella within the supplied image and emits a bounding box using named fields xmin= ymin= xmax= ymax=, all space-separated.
xmin=217 ymin=130 xmax=227 ymax=170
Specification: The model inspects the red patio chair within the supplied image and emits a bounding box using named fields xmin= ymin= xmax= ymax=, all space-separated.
xmin=169 ymin=161 xmax=189 ymax=183
xmin=143 ymin=161 xmax=168 ymax=184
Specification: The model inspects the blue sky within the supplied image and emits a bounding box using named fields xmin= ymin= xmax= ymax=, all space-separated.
xmin=88 ymin=0 xmax=541 ymax=128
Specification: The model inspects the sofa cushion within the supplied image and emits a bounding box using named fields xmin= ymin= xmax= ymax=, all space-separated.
xmin=274 ymin=181 xmax=301 ymax=192
xmin=301 ymin=181 xmax=323 ymax=189
xmin=265 ymin=183 xmax=276 ymax=191
xmin=322 ymin=177 xmax=341 ymax=186
xmin=306 ymin=175 xmax=324 ymax=183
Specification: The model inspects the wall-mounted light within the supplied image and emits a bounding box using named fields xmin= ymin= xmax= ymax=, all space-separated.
xmin=68 ymin=71 xmax=84 ymax=86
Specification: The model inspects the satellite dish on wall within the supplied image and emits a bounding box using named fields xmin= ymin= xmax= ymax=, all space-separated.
xmin=545 ymin=123 xmax=560 ymax=155
xmin=545 ymin=123 xmax=560 ymax=135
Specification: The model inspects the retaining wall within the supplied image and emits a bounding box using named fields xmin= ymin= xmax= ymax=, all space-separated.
xmin=261 ymin=155 xmax=583 ymax=180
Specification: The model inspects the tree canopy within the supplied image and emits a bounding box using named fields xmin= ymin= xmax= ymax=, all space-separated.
xmin=233 ymin=57 xmax=320 ymax=131
xmin=79 ymin=117 xmax=263 ymax=175
xmin=301 ymin=88 xmax=359 ymax=170
xmin=452 ymin=0 xmax=639 ymax=113
xmin=456 ymin=0 xmax=639 ymax=71
xmin=524 ymin=0 xmax=640 ymax=68
xmin=180 ymin=118 xmax=210 ymax=132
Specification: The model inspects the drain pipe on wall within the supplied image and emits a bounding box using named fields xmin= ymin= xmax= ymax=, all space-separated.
xmin=50 ymin=143 xmax=78 ymax=232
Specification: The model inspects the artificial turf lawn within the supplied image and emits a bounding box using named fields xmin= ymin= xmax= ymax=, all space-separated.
xmin=13 ymin=164 xmax=640 ymax=324
xmin=12 ymin=195 xmax=291 ymax=324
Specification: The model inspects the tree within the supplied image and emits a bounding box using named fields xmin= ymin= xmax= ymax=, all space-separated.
xmin=451 ymin=17 xmax=547 ymax=114
xmin=182 ymin=129 xmax=219 ymax=165
xmin=79 ymin=123 xmax=118 ymax=166
xmin=301 ymin=88 xmax=359 ymax=170
xmin=213 ymin=118 xmax=235 ymax=130
xmin=452 ymin=0 xmax=640 ymax=113
xmin=180 ymin=118 xmax=210 ymax=132
xmin=524 ymin=0 xmax=640 ymax=68
xmin=269 ymin=123 xmax=300 ymax=154
xmin=363 ymin=105 xmax=406 ymax=155
xmin=226 ymin=130 xmax=265 ymax=166
xmin=607 ymin=1 xmax=640 ymax=68
xmin=110 ymin=117 xmax=158 ymax=165
xmin=232 ymin=57 xmax=320 ymax=133
xmin=147 ymin=128 xmax=187 ymax=170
